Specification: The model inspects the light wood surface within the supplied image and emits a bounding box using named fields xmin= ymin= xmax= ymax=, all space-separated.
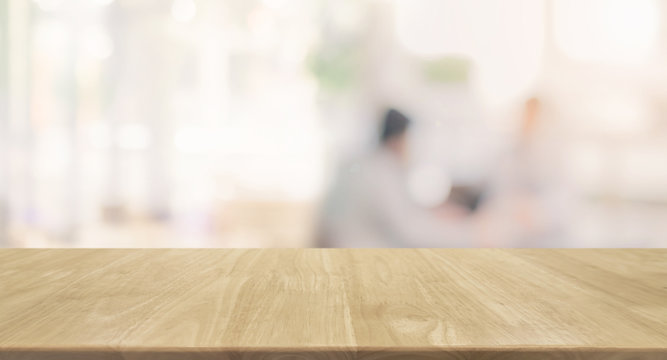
xmin=0 ymin=249 xmax=665 ymax=359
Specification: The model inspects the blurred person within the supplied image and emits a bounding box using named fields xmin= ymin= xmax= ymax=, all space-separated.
xmin=478 ymin=97 xmax=573 ymax=247
xmin=318 ymin=108 xmax=471 ymax=247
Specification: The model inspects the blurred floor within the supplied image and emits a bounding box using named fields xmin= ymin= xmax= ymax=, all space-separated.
xmin=8 ymin=201 xmax=316 ymax=248
xmin=6 ymin=199 xmax=667 ymax=248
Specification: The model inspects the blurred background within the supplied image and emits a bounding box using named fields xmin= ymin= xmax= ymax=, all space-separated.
xmin=1 ymin=0 xmax=666 ymax=248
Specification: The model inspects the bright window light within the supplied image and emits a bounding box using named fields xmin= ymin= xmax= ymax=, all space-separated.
xmin=33 ymin=0 xmax=62 ymax=12
xmin=171 ymin=0 xmax=197 ymax=23
xmin=93 ymin=0 xmax=115 ymax=6
xmin=173 ymin=126 xmax=214 ymax=154
xmin=394 ymin=0 xmax=545 ymax=107
xmin=553 ymin=0 xmax=660 ymax=65
xmin=83 ymin=27 xmax=114 ymax=60
xmin=118 ymin=123 xmax=151 ymax=150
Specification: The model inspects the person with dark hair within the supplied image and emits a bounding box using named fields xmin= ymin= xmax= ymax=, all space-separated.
xmin=318 ymin=108 xmax=469 ymax=248
xmin=381 ymin=108 xmax=411 ymax=142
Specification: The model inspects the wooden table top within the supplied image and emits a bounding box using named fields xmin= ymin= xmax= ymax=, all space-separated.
xmin=0 ymin=249 xmax=666 ymax=359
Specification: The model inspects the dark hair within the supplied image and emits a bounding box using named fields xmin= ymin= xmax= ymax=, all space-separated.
xmin=380 ymin=108 xmax=411 ymax=144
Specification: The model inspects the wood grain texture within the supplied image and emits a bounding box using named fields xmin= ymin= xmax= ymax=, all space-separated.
xmin=0 ymin=249 xmax=665 ymax=359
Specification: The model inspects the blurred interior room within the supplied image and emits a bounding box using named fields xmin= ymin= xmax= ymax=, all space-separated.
xmin=1 ymin=0 xmax=667 ymax=248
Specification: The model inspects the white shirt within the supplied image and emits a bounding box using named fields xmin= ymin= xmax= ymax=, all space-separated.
xmin=320 ymin=148 xmax=468 ymax=248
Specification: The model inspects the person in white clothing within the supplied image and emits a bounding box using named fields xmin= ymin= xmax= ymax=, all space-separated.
xmin=318 ymin=109 xmax=470 ymax=248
